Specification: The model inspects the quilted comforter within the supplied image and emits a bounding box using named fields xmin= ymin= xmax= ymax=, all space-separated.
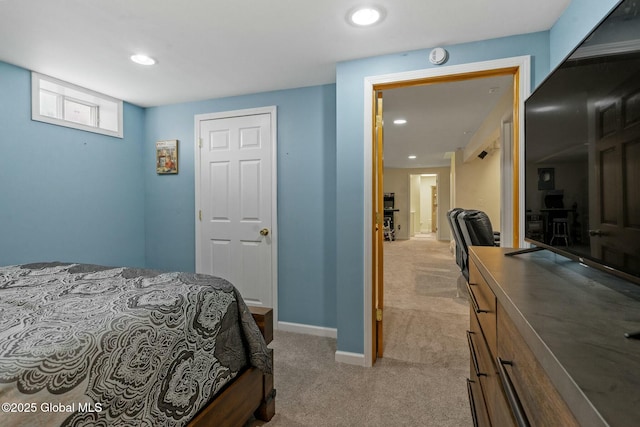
xmin=0 ymin=262 xmax=271 ymax=427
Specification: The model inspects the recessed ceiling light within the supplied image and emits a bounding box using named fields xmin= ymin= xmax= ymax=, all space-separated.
xmin=408 ymin=155 xmax=417 ymax=159
xmin=348 ymin=6 xmax=385 ymax=26
xmin=393 ymin=119 xmax=407 ymax=125
xmin=130 ymin=54 xmax=156 ymax=66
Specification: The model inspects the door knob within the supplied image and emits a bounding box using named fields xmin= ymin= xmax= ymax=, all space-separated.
xmin=260 ymin=228 xmax=270 ymax=236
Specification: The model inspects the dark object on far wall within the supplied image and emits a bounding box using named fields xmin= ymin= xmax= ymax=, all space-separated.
xmin=537 ymin=168 xmax=555 ymax=190
xmin=478 ymin=150 xmax=488 ymax=159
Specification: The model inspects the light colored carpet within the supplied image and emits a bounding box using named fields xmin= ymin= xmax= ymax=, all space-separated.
xmin=382 ymin=234 xmax=469 ymax=367
xmin=259 ymin=330 xmax=470 ymax=427
xmin=255 ymin=234 xmax=471 ymax=426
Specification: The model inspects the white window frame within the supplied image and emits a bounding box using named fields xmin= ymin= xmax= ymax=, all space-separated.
xmin=31 ymin=72 xmax=123 ymax=138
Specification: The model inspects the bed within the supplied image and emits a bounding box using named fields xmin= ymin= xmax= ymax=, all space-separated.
xmin=0 ymin=262 xmax=275 ymax=427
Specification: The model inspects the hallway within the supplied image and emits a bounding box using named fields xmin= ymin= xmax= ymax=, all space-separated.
xmin=382 ymin=234 xmax=469 ymax=368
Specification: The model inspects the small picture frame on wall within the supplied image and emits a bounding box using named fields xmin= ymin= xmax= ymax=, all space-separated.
xmin=156 ymin=140 xmax=178 ymax=174
xmin=537 ymin=167 xmax=555 ymax=190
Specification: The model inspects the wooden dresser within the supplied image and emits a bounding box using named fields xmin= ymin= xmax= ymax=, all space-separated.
xmin=466 ymin=247 xmax=640 ymax=427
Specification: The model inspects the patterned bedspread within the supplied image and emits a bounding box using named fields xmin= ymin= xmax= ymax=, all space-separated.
xmin=0 ymin=262 xmax=271 ymax=427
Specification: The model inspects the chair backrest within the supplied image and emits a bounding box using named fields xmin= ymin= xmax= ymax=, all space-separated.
xmin=447 ymin=208 xmax=468 ymax=280
xmin=449 ymin=209 xmax=498 ymax=281
xmin=458 ymin=210 xmax=496 ymax=247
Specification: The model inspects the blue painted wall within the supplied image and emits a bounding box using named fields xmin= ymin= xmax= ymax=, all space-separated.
xmin=144 ymin=85 xmax=337 ymax=328
xmin=0 ymin=61 xmax=146 ymax=267
xmin=549 ymin=0 xmax=620 ymax=68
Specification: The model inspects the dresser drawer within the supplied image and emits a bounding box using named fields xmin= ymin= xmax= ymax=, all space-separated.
xmin=468 ymin=310 xmax=491 ymax=427
xmin=481 ymin=367 xmax=516 ymax=427
xmin=468 ymin=259 xmax=497 ymax=355
xmin=497 ymin=303 xmax=580 ymax=427
xmin=467 ymin=377 xmax=491 ymax=427
xmin=468 ymin=308 xmax=515 ymax=427
xmin=469 ymin=308 xmax=492 ymax=378
xmin=467 ymin=309 xmax=493 ymax=427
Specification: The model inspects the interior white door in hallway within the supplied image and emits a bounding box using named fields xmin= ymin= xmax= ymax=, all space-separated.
xmin=195 ymin=107 xmax=277 ymax=310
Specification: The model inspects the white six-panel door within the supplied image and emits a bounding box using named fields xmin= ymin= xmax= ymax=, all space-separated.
xmin=195 ymin=107 xmax=276 ymax=310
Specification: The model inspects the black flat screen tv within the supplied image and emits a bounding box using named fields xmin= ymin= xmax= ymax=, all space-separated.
xmin=524 ymin=0 xmax=640 ymax=285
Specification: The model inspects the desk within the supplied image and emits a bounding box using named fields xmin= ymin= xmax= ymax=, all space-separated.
xmin=383 ymin=209 xmax=399 ymax=241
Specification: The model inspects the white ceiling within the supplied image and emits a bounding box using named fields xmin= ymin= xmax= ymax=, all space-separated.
xmin=0 ymin=0 xmax=571 ymax=168
xmin=0 ymin=0 xmax=570 ymax=108
xmin=383 ymin=75 xmax=514 ymax=168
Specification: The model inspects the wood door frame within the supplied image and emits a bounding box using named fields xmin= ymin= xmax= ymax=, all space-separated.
xmin=194 ymin=106 xmax=279 ymax=324
xmin=362 ymin=56 xmax=530 ymax=367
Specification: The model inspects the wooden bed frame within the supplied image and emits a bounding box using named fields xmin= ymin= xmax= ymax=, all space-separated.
xmin=188 ymin=306 xmax=275 ymax=427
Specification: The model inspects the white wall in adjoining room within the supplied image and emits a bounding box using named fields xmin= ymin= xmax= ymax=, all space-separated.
xmin=384 ymin=167 xmax=451 ymax=241
xmin=453 ymin=146 xmax=502 ymax=232
xmin=418 ymin=175 xmax=437 ymax=233
xmin=409 ymin=174 xmax=421 ymax=236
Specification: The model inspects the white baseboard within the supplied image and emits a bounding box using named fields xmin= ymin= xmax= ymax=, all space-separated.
xmin=335 ymin=350 xmax=366 ymax=366
xmin=276 ymin=322 xmax=365 ymax=366
xmin=277 ymin=321 xmax=337 ymax=338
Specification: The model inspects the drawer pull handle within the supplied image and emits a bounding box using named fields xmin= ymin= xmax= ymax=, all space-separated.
xmin=497 ymin=357 xmax=530 ymax=427
xmin=466 ymin=282 xmax=489 ymax=314
xmin=466 ymin=378 xmax=480 ymax=427
xmin=466 ymin=331 xmax=486 ymax=377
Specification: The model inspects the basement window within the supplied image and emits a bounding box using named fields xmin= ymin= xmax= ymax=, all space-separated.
xmin=32 ymin=72 xmax=123 ymax=138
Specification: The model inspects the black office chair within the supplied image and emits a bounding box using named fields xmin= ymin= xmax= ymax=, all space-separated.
xmin=458 ymin=210 xmax=498 ymax=248
xmin=447 ymin=208 xmax=468 ymax=279
xmin=448 ymin=209 xmax=499 ymax=281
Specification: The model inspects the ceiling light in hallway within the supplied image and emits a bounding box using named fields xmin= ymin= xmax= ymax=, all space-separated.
xmin=348 ymin=6 xmax=384 ymax=26
xmin=130 ymin=54 xmax=156 ymax=66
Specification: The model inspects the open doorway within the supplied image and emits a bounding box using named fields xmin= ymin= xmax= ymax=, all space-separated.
xmin=365 ymin=56 xmax=531 ymax=366
xmin=380 ymin=77 xmax=510 ymax=363
xmin=409 ymin=173 xmax=438 ymax=238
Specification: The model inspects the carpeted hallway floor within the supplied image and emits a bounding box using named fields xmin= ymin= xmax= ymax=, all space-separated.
xmin=255 ymin=234 xmax=471 ymax=426
xmin=383 ymin=233 xmax=469 ymax=367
